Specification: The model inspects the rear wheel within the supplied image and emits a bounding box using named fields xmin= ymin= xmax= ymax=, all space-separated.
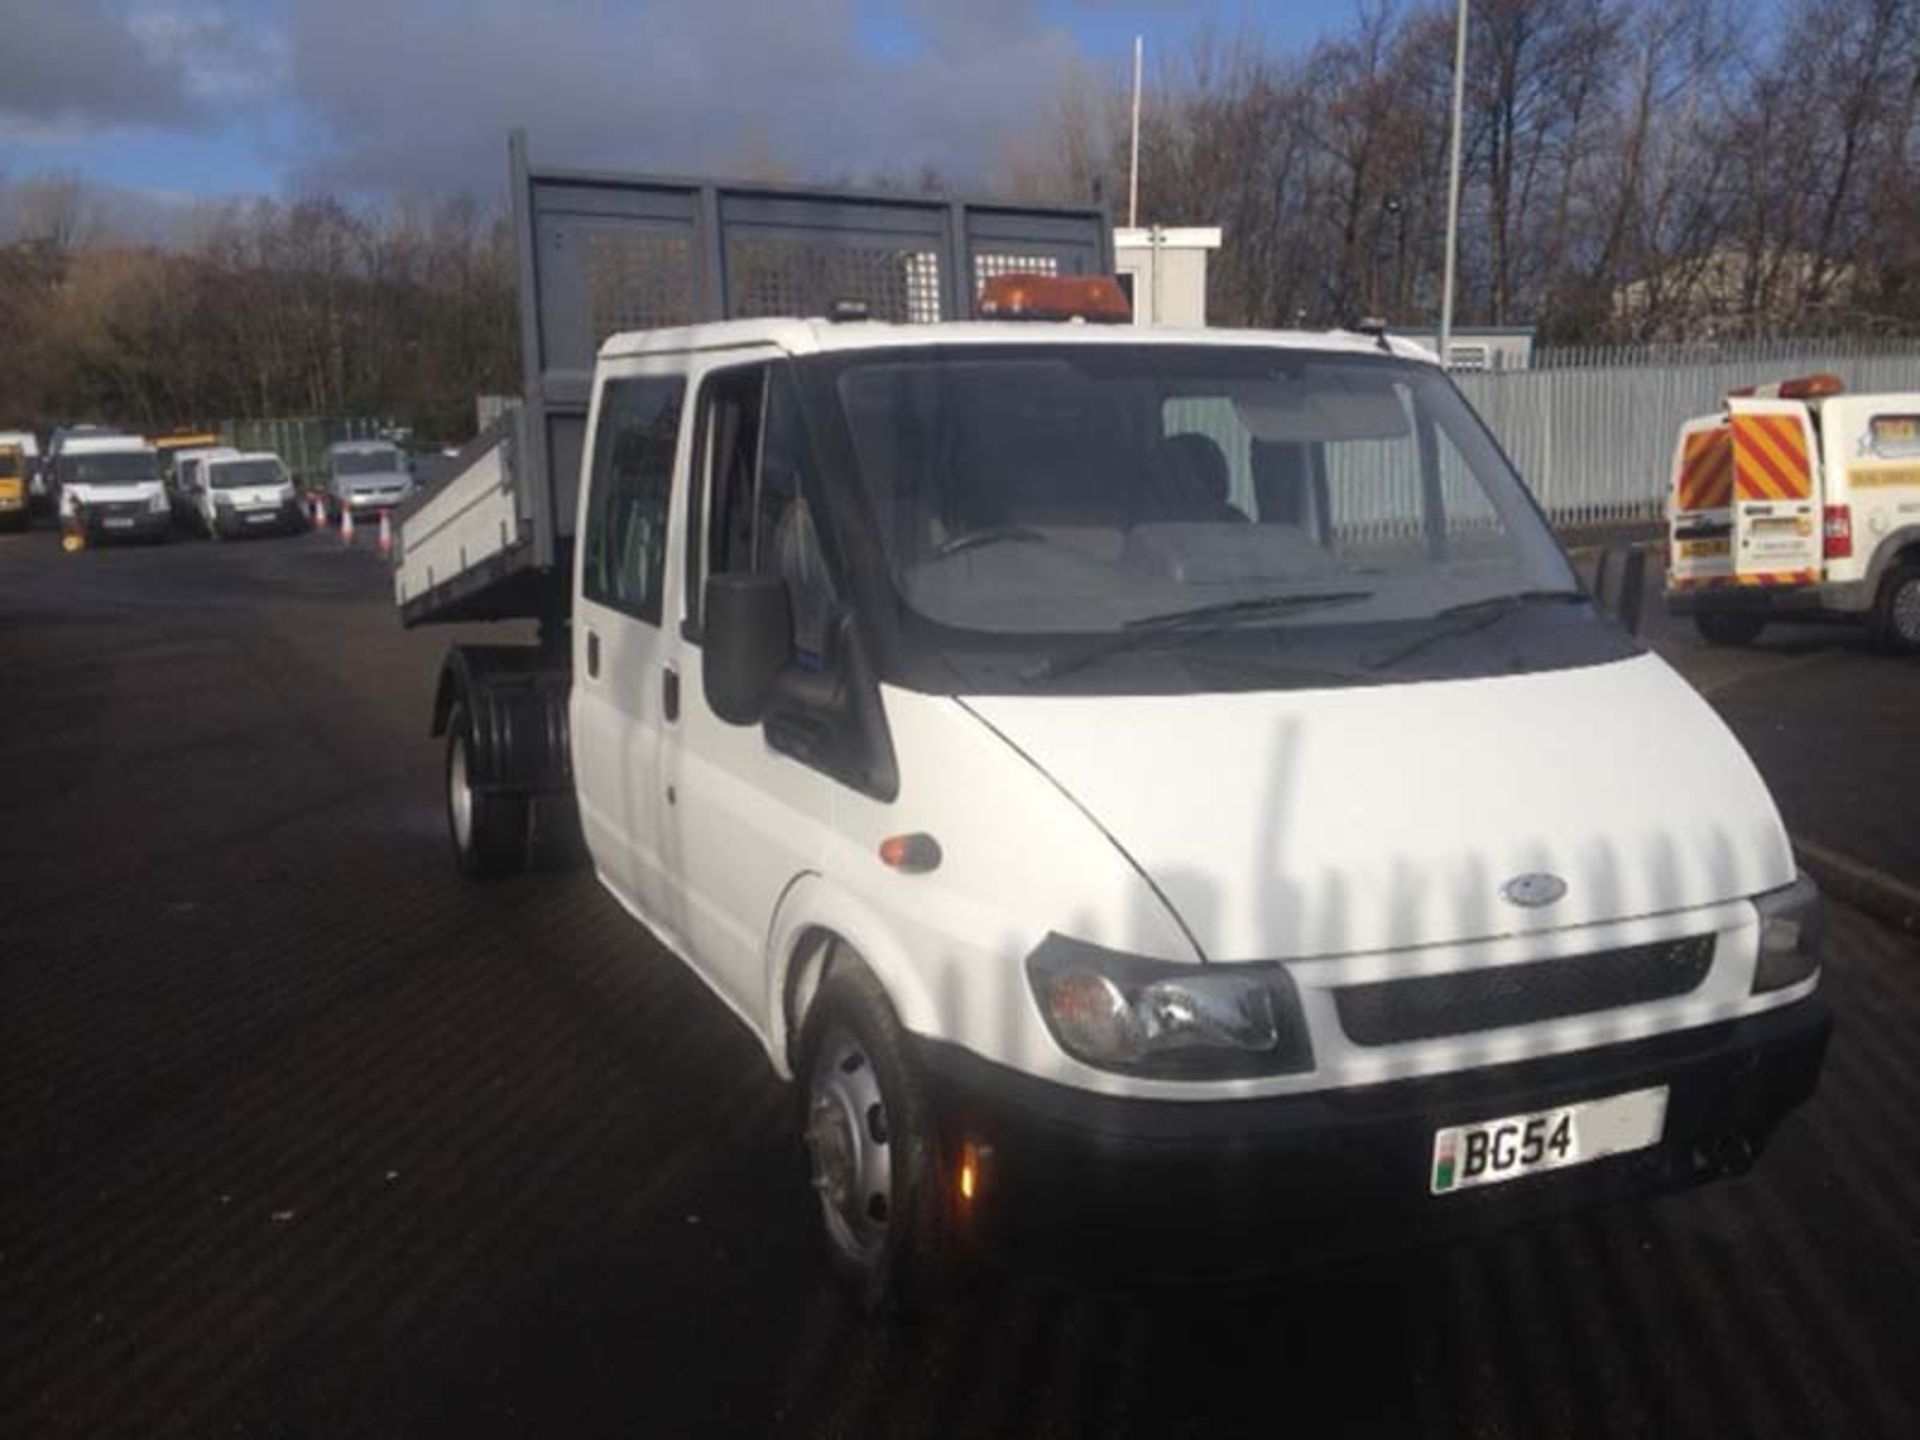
xmin=1694 ymin=611 xmax=1766 ymax=647
xmin=445 ymin=700 xmax=529 ymax=878
xmin=800 ymin=964 xmax=962 ymax=1315
xmin=1869 ymin=563 xmax=1920 ymax=653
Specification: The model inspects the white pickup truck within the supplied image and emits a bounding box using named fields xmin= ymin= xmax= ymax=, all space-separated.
xmin=394 ymin=136 xmax=1829 ymax=1310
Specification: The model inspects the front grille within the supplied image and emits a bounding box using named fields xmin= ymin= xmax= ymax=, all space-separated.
xmin=91 ymin=500 xmax=145 ymax=519
xmin=1335 ymin=935 xmax=1716 ymax=1047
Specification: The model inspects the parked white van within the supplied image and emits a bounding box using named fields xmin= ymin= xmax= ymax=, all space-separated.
xmin=197 ymin=451 xmax=300 ymax=538
xmin=169 ymin=445 xmax=240 ymax=529
xmin=57 ymin=434 xmax=169 ymax=543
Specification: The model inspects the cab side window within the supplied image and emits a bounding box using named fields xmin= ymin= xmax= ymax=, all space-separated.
xmin=695 ymin=364 xmax=840 ymax=662
xmin=583 ymin=376 xmax=685 ymax=624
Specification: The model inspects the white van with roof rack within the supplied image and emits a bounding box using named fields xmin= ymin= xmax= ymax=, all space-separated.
xmin=391 ymin=137 xmax=1830 ymax=1310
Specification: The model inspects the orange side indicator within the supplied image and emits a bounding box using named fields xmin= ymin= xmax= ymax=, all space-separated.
xmin=957 ymin=1139 xmax=984 ymax=1205
xmin=878 ymin=833 xmax=942 ymax=873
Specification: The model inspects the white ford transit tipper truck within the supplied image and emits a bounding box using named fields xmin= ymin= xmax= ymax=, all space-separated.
xmin=394 ymin=137 xmax=1829 ymax=1309
xmin=57 ymin=434 xmax=169 ymax=544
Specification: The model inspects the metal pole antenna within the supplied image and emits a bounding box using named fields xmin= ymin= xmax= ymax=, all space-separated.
xmin=1439 ymin=0 xmax=1469 ymax=364
xmin=1129 ymin=35 xmax=1143 ymax=230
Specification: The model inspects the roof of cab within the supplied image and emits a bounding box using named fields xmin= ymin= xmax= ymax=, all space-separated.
xmin=327 ymin=439 xmax=399 ymax=454
xmin=596 ymin=317 xmax=1441 ymax=367
xmin=61 ymin=434 xmax=154 ymax=455
xmin=207 ymin=450 xmax=283 ymax=467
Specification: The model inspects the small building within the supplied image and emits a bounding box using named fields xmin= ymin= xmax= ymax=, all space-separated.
xmin=1400 ymin=325 xmax=1536 ymax=371
xmin=1114 ymin=227 xmax=1222 ymax=327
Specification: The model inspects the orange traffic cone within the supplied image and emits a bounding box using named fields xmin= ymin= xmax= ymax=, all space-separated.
xmin=377 ymin=509 xmax=392 ymax=556
xmin=310 ymin=492 xmax=325 ymax=529
xmin=61 ymin=509 xmax=86 ymax=553
xmin=340 ymin=506 xmax=355 ymax=544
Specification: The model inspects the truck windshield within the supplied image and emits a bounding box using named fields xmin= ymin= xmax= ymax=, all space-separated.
xmin=333 ymin=449 xmax=400 ymax=476
xmin=60 ymin=452 xmax=159 ymax=485
xmin=210 ymin=460 xmax=287 ymax=489
xmin=828 ymin=345 xmax=1574 ymax=640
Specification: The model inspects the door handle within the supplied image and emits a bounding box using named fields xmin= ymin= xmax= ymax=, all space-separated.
xmin=662 ymin=666 xmax=680 ymax=723
xmin=586 ymin=630 xmax=600 ymax=678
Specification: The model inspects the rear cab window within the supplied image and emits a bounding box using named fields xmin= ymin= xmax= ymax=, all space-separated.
xmin=581 ymin=375 xmax=686 ymax=624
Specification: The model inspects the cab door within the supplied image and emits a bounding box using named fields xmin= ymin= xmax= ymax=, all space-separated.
xmin=569 ymin=368 xmax=689 ymax=925
xmin=1728 ymin=398 xmax=1821 ymax=584
xmin=657 ymin=357 xmax=843 ymax=1028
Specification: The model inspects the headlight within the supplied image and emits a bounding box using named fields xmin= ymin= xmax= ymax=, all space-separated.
xmin=1753 ymin=873 xmax=1823 ymax=993
xmin=1026 ymin=934 xmax=1313 ymax=1078
xmin=149 ymin=491 xmax=169 ymax=514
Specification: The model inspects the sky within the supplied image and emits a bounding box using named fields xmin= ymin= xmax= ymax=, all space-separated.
xmin=0 ymin=0 xmax=1363 ymax=232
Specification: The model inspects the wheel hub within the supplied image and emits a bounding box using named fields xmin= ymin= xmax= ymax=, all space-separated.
xmin=804 ymin=1032 xmax=891 ymax=1261
xmin=449 ymin=734 xmax=474 ymax=851
xmin=1893 ymin=579 xmax=1920 ymax=644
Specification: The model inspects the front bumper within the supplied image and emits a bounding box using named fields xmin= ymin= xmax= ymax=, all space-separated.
xmin=78 ymin=507 xmax=169 ymax=541
xmin=213 ymin=502 xmax=302 ymax=537
xmin=918 ymin=996 xmax=1830 ymax=1279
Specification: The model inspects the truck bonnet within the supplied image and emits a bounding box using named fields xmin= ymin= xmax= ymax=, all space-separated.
xmin=961 ymin=652 xmax=1793 ymax=961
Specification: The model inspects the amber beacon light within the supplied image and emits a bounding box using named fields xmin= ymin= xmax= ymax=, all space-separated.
xmin=977 ymin=274 xmax=1132 ymax=324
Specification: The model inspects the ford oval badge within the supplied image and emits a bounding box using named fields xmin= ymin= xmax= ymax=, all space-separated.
xmin=1502 ymin=873 xmax=1568 ymax=908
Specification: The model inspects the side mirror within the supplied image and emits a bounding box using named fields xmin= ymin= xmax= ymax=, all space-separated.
xmin=703 ymin=573 xmax=793 ymax=726
xmin=1592 ymin=544 xmax=1648 ymax=636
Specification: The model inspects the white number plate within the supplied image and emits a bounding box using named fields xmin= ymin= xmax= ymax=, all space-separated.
xmin=103 ymin=517 xmax=134 ymax=529
xmin=1430 ymin=1086 xmax=1668 ymax=1195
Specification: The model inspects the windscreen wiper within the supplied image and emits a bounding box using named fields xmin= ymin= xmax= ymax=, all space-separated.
xmin=1022 ymin=590 xmax=1375 ymax=684
xmin=1366 ymin=589 xmax=1587 ymax=672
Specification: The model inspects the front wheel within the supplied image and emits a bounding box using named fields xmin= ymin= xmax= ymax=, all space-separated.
xmin=445 ymin=700 xmax=529 ymax=878
xmin=1869 ymin=563 xmax=1920 ymax=653
xmin=1694 ymin=611 xmax=1766 ymax=647
xmin=800 ymin=964 xmax=963 ymax=1315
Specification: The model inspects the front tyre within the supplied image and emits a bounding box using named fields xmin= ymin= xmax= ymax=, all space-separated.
xmin=445 ymin=700 xmax=529 ymax=878
xmin=800 ymin=965 xmax=961 ymax=1315
xmin=1869 ymin=563 xmax=1920 ymax=653
xmin=1694 ymin=611 xmax=1766 ymax=647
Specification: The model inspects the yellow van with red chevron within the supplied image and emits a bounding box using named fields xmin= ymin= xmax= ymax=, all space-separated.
xmin=1666 ymin=374 xmax=1920 ymax=651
